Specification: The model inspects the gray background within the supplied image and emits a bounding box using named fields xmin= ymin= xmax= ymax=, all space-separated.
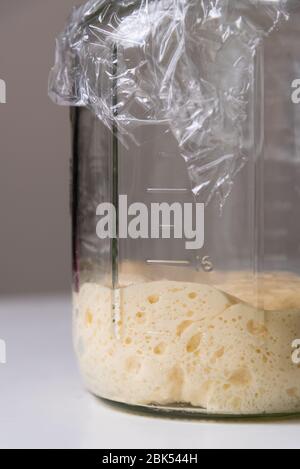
xmin=0 ymin=0 xmax=81 ymax=295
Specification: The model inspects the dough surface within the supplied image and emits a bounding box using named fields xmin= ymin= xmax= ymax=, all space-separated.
xmin=74 ymin=271 xmax=300 ymax=414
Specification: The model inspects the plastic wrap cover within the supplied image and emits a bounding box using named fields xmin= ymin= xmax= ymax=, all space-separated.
xmin=49 ymin=0 xmax=289 ymax=205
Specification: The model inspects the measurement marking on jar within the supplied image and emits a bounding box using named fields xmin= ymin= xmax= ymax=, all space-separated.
xmin=147 ymin=188 xmax=189 ymax=194
xmin=264 ymin=228 xmax=289 ymax=240
xmin=196 ymin=255 xmax=213 ymax=272
xmin=146 ymin=259 xmax=191 ymax=265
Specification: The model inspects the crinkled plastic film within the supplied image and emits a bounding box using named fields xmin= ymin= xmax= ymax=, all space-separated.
xmin=49 ymin=0 xmax=289 ymax=206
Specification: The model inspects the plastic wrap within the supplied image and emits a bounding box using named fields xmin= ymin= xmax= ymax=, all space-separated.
xmin=49 ymin=0 xmax=289 ymax=205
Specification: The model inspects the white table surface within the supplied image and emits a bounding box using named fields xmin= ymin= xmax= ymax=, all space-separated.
xmin=0 ymin=294 xmax=299 ymax=449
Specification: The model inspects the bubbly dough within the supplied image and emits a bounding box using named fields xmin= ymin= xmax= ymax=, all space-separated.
xmin=73 ymin=272 xmax=300 ymax=415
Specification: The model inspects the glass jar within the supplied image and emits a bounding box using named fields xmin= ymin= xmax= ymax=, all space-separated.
xmin=49 ymin=0 xmax=300 ymax=416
